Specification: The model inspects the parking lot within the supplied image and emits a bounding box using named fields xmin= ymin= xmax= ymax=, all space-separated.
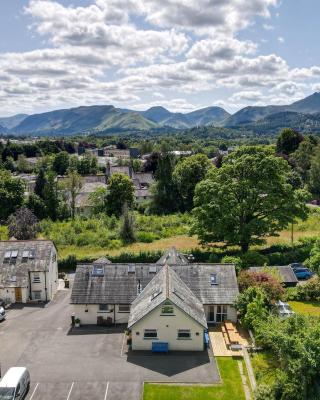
xmin=0 ymin=288 xmax=219 ymax=400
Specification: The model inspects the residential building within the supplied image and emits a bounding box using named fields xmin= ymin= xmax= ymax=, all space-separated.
xmin=71 ymin=248 xmax=239 ymax=350
xmin=0 ymin=240 xmax=58 ymax=304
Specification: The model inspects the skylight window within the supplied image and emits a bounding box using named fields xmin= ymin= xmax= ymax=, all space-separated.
xmin=128 ymin=265 xmax=136 ymax=274
xmin=22 ymin=250 xmax=29 ymax=259
xmin=151 ymin=290 xmax=162 ymax=300
xmin=4 ymin=251 xmax=11 ymax=259
xmin=149 ymin=265 xmax=157 ymax=274
xmin=210 ymin=273 xmax=218 ymax=286
xmin=29 ymin=250 xmax=36 ymax=259
xmin=92 ymin=265 xmax=104 ymax=277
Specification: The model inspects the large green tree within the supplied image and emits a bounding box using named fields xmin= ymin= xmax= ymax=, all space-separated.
xmin=8 ymin=207 xmax=39 ymax=240
xmin=192 ymin=146 xmax=309 ymax=252
xmin=276 ymin=128 xmax=303 ymax=155
xmin=52 ymin=151 xmax=69 ymax=175
xmin=309 ymin=146 xmax=320 ymax=198
xmin=151 ymin=153 xmax=180 ymax=214
xmin=106 ymin=173 xmax=134 ymax=216
xmin=64 ymin=170 xmax=83 ymax=219
xmin=0 ymin=170 xmax=25 ymax=221
xmin=173 ymin=153 xmax=212 ymax=211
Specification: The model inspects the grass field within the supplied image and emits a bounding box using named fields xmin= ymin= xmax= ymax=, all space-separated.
xmin=143 ymin=357 xmax=247 ymax=400
xmin=289 ymin=301 xmax=320 ymax=316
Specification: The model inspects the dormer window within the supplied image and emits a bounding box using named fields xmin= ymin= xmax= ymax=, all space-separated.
xmin=210 ymin=273 xmax=218 ymax=286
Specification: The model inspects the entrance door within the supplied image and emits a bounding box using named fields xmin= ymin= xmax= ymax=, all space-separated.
xmin=14 ymin=287 xmax=22 ymax=302
xmin=209 ymin=306 xmax=215 ymax=322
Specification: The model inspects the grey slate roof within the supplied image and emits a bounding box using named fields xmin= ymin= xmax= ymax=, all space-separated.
xmin=128 ymin=264 xmax=207 ymax=329
xmin=0 ymin=240 xmax=56 ymax=288
xmin=71 ymin=259 xmax=239 ymax=306
xmin=249 ymin=266 xmax=298 ymax=285
xmin=156 ymin=247 xmax=189 ymax=265
xmin=94 ymin=257 xmax=112 ymax=264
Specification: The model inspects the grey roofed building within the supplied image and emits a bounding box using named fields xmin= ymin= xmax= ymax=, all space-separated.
xmin=70 ymin=262 xmax=238 ymax=306
xmin=128 ymin=264 xmax=207 ymax=329
xmin=249 ymin=266 xmax=298 ymax=287
xmin=156 ymin=247 xmax=189 ymax=265
xmin=0 ymin=240 xmax=57 ymax=288
xmin=94 ymin=257 xmax=112 ymax=265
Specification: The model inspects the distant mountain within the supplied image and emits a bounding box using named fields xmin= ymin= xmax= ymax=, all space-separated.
xmin=244 ymin=111 xmax=320 ymax=134
xmin=0 ymin=114 xmax=28 ymax=129
xmin=5 ymin=92 xmax=320 ymax=136
xmin=0 ymin=124 xmax=8 ymax=134
xmin=223 ymin=92 xmax=320 ymax=127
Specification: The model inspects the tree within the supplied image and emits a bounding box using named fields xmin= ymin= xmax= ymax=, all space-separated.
xmin=77 ymin=153 xmax=97 ymax=175
xmin=276 ymin=128 xmax=303 ymax=155
xmin=26 ymin=193 xmax=47 ymax=220
xmin=309 ymin=146 xmax=320 ymax=198
xmin=192 ymin=146 xmax=309 ymax=252
xmin=0 ymin=170 xmax=25 ymax=221
xmin=238 ymin=270 xmax=284 ymax=301
xmin=34 ymin=167 xmax=47 ymax=199
xmin=52 ymin=151 xmax=69 ymax=175
xmin=89 ymin=187 xmax=108 ymax=215
xmin=119 ymin=204 xmax=135 ymax=244
xmin=151 ymin=153 xmax=180 ymax=214
xmin=173 ymin=153 xmax=212 ymax=211
xmin=7 ymin=207 xmax=39 ymax=240
xmin=64 ymin=170 xmax=82 ymax=219
xmin=106 ymin=173 xmax=134 ymax=216
xmin=291 ymin=137 xmax=316 ymax=182
xmin=235 ymin=286 xmax=269 ymax=330
xmin=43 ymin=171 xmax=59 ymax=220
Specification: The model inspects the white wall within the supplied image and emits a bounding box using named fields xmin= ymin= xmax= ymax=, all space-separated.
xmin=131 ymin=304 xmax=205 ymax=351
xmin=73 ymin=304 xmax=131 ymax=325
xmin=0 ymin=287 xmax=28 ymax=304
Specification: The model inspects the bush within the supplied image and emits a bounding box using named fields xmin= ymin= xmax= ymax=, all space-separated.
xmin=241 ymin=251 xmax=268 ymax=267
xmin=58 ymin=255 xmax=77 ymax=272
xmin=136 ymin=231 xmax=158 ymax=243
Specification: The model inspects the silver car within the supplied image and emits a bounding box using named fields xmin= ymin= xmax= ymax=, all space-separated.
xmin=0 ymin=306 xmax=6 ymax=321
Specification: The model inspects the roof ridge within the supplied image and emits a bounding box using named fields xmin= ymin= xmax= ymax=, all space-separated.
xmin=165 ymin=264 xmax=169 ymax=298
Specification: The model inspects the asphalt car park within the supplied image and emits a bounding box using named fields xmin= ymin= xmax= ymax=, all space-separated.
xmin=0 ymin=287 xmax=219 ymax=400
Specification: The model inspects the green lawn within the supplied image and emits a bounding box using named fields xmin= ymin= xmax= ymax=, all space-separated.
xmin=143 ymin=357 xmax=247 ymax=400
xmin=251 ymin=350 xmax=278 ymax=386
xmin=289 ymin=301 xmax=320 ymax=316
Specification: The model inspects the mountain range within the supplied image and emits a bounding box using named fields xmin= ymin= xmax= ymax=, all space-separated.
xmin=2 ymin=92 xmax=320 ymax=136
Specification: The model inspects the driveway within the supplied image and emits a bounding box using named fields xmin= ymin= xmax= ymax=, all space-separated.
xmin=0 ymin=288 xmax=219 ymax=400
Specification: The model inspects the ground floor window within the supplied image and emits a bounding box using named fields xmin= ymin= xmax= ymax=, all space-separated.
xmin=118 ymin=304 xmax=130 ymax=312
xmin=177 ymin=329 xmax=191 ymax=339
xmin=216 ymin=305 xmax=228 ymax=322
xmin=33 ymin=291 xmax=41 ymax=300
xmin=99 ymin=304 xmax=109 ymax=312
xmin=144 ymin=329 xmax=157 ymax=339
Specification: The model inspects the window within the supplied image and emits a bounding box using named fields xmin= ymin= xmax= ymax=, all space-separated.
xmin=33 ymin=291 xmax=41 ymax=300
xmin=92 ymin=265 xmax=104 ymax=277
xmin=119 ymin=304 xmax=130 ymax=312
xmin=99 ymin=304 xmax=109 ymax=312
xmin=161 ymin=302 xmax=174 ymax=314
xmin=178 ymin=329 xmax=191 ymax=339
xmin=149 ymin=265 xmax=157 ymax=274
xmin=151 ymin=290 xmax=162 ymax=300
xmin=33 ymin=273 xmax=41 ymax=283
xmin=22 ymin=250 xmax=30 ymax=259
xmin=216 ymin=305 xmax=228 ymax=322
xmin=144 ymin=329 xmax=157 ymax=339
xmin=3 ymin=251 xmax=11 ymax=263
xmin=128 ymin=265 xmax=135 ymax=274
xmin=29 ymin=249 xmax=36 ymax=259
xmin=210 ymin=273 xmax=218 ymax=286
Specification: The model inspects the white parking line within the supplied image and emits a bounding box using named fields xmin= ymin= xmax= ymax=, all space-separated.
xmin=104 ymin=382 xmax=109 ymax=400
xmin=29 ymin=383 xmax=39 ymax=400
xmin=66 ymin=382 xmax=74 ymax=400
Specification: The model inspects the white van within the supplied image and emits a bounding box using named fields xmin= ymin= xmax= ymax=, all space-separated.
xmin=0 ymin=367 xmax=30 ymax=399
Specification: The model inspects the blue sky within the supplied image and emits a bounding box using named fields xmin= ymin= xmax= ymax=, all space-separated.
xmin=0 ymin=0 xmax=319 ymax=117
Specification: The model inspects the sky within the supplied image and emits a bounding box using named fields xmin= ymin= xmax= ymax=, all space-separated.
xmin=0 ymin=0 xmax=320 ymax=117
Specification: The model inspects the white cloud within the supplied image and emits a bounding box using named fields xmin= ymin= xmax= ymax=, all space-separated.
xmin=278 ymin=36 xmax=285 ymax=43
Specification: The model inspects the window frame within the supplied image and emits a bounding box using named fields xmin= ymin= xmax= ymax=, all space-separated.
xmin=216 ymin=305 xmax=228 ymax=322
xmin=144 ymin=329 xmax=158 ymax=339
xmin=118 ymin=304 xmax=130 ymax=313
xmin=33 ymin=273 xmax=41 ymax=283
xmin=177 ymin=329 xmax=191 ymax=339
xmin=33 ymin=291 xmax=41 ymax=300
xmin=98 ymin=304 xmax=109 ymax=312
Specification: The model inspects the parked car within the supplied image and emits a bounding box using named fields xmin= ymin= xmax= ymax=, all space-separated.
xmin=290 ymin=263 xmax=306 ymax=271
xmin=0 ymin=367 xmax=30 ymax=399
xmin=293 ymin=268 xmax=314 ymax=280
xmin=275 ymin=301 xmax=295 ymax=318
xmin=0 ymin=306 xmax=5 ymax=322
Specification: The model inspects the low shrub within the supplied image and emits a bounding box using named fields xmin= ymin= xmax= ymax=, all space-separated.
xmin=135 ymin=231 xmax=159 ymax=243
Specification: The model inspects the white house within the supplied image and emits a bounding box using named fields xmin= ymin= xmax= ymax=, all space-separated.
xmin=0 ymin=240 xmax=58 ymax=304
xmin=70 ymin=248 xmax=239 ymax=347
